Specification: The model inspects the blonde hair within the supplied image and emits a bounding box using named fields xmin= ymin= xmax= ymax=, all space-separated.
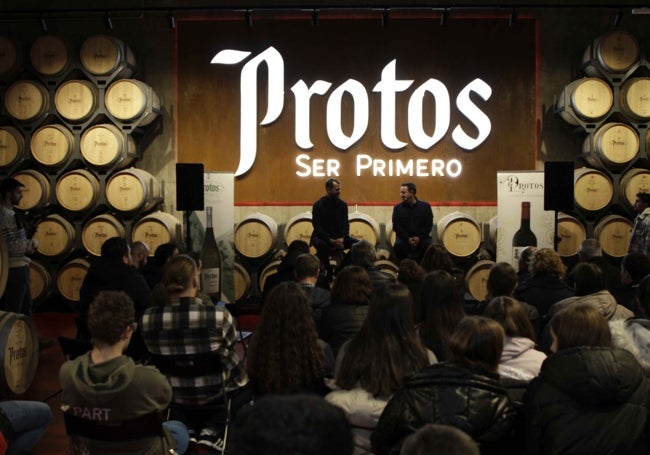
xmin=530 ymin=248 xmax=567 ymax=279
xmin=163 ymin=254 xmax=197 ymax=294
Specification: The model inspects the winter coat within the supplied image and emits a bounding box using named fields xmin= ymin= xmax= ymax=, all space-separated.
xmin=548 ymin=290 xmax=634 ymax=321
xmin=498 ymin=337 xmax=546 ymax=381
xmin=516 ymin=274 xmax=573 ymax=318
xmin=524 ymin=346 xmax=650 ymax=455
xmin=319 ymin=303 xmax=368 ymax=356
xmin=610 ymin=318 xmax=650 ymax=374
xmin=371 ymin=363 xmax=519 ymax=455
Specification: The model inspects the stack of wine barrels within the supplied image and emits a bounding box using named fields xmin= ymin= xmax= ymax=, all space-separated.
xmin=555 ymin=29 xmax=650 ymax=260
xmin=0 ymin=34 xmax=177 ymax=306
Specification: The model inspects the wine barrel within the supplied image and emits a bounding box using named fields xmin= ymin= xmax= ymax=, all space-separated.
xmin=55 ymin=169 xmax=100 ymax=212
xmin=0 ymin=36 xmax=20 ymax=78
xmin=235 ymin=213 xmax=278 ymax=259
xmin=582 ymin=30 xmax=640 ymax=77
xmin=105 ymin=79 xmax=161 ymax=126
xmin=385 ymin=220 xmax=397 ymax=247
xmin=376 ymin=259 xmax=398 ymax=277
xmin=556 ymin=213 xmax=587 ymax=258
xmin=465 ymin=260 xmax=494 ymax=302
xmin=594 ymin=215 xmax=633 ymax=258
xmin=619 ymin=78 xmax=650 ymax=123
xmin=33 ymin=214 xmax=76 ymax=257
xmin=29 ymin=260 xmax=51 ymax=301
xmin=54 ymin=80 xmax=99 ymax=123
xmin=29 ymin=34 xmax=71 ymax=77
xmin=620 ymin=168 xmax=650 ymax=211
xmin=131 ymin=211 xmax=182 ymax=258
xmin=581 ymin=122 xmax=638 ymax=171
xmin=0 ymin=126 xmax=24 ymax=168
xmin=12 ymin=169 xmax=51 ymax=211
xmin=82 ymin=213 xmax=126 ymax=256
xmin=30 ymin=124 xmax=75 ymax=168
xmin=80 ymin=35 xmax=136 ymax=79
xmin=0 ymin=237 xmax=7 ymax=299
xmin=283 ymin=212 xmax=313 ymax=247
xmin=80 ymin=123 xmax=135 ymax=170
xmin=437 ymin=212 xmax=482 ymax=258
xmin=556 ymin=78 xmax=613 ymax=125
xmin=4 ymin=80 xmax=50 ymax=123
xmin=57 ymin=258 xmax=89 ymax=302
xmin=0 ymin=311 xmax=39 ymax=396
xmin=233 ymin=261 xmax=251 ymax=303
xmin=573 ymin=167 xmax=613 ymax=213
xmin=259 ymin=259 xmax=281 ymax=292
xmin=106 ymin=168 xmax=161 ymax=213
xmin=349 ymin=212 xmax=381 ymax=245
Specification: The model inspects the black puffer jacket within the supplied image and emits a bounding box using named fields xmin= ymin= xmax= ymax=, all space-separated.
xmin=524 ymin=347 xmax=650 ymax=455
xmin=371 ymin=363 xmax=519 ymax=455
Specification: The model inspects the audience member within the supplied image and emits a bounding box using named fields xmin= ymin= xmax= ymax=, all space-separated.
xmin=628 ymin=191 xmax=650 ymax=257
xmin=229 ymin=395 xmax=353 ymax=455
xmin=149 ymin=250 xmax=212 ymax=306
xmin=417 ymin=270 xmax=466 ymax=360
xmin=141 ymin=255 xmax=249 ymax=450
xmin=615 ymin=252 xmax=650 ymax=312
xmin=350 ymin=240 xmax=395 ymax=292
xmin=0 ymin=400 xmax=52 ymax=454
xmin=142 ymin=242 xmax=180 ymax=290
xmin=515 ymin=245 xmax=536 ymax=293
xmin=262 ymin=240 xmax=311 ymax=298
xmin=516 ymin=248 xmax=573 ymax=318
xmin=399 ymin=424 xmax=480 ymax=455
xmin=294 ymin=253 xmax=331 ymax=324
xmin=419 ymin=243 xmax=465 ymax=296
xmin=59 ymin=290 xmax=189 ymax=454
xmin=484 ymin=296 xmax=546 ymax=381
xmin=247 ymin=281 xmax=332 ymax=397
xmin=391 ymin=182 xmax=433 ymax=262
xmin=130 ymin=241 xmax=150 ymax=271
xmin=319 ymin=266 xmax=373 ymax=356
xmin=372 ymin=316 xmax=519 ymax=455
xmin=524 ymin=303 xmax=650 ymax=454
xmin=397 ymin=258 xmax=425 ymax=314
xmin=327 ymin=283 xmax=434 ymax=454
xmin=567 ymin=239 xmax=622 ymax=294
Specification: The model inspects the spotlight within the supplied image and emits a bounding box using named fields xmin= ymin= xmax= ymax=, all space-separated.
xmin=245 ymin=10 xmax=252 ymax=28
xmin=614 ymin=8 xmax=623 ymax=26
xmin=440 ymin=9 xmax=448 ymax=26
xmin=381 ymin=9 xmax=389 ymax=28
xmin=509 ymin=8 xmax=517 ymax=27
xmin=312 ymin=9 xmax=319 ymax=28
xmin=105 ymin=13 xmax=113 ymax=30
xmin=40 ymin=16 xmax=48 ymax=32
xmin=168 ymin=12 xmax=176 ymax=29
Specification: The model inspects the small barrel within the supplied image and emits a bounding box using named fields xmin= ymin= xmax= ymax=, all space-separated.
xmin=283 ymin=212 xmax=314 ymax=247
xmin=0 ymin=36 xmax=20 ymax=79
xmin=105 ymin=79 xmax=161 ymax=127
xmin=106 ymin=168 xmax=161 ymax=213
xmin=0 ymin=126 xmax=25 ymax=168
xmin=82 ymin=213 xmax=125 ymax=256
xmin=437 ymin=212 xmax=482 ymax=258
xmin=465 ymin=260 xmax=494 ymax=301
xmin=131 ymin=211 xmax=182 ymax=258
xmin=556 ymin=213 xmax=587 ymax=257
xmin=235 ymin=213 xmax=278 ymax=259
xmin=385 ymin=220 xmax=397 ymax=247
xmin=233 ymin=261 xmax=251 ymax=303
xmin=375 ymin=259 xmax=398 ymax=277
xmin=0 ymin=311 xmax=39 ymax=396
xmin=4 ymin=80 xmax=50 ymax=123
xmin=620 ymin=168 xmax=650 ymax=211
xmin=573 ymin=167 xmax=613 ymax=213
xmin=556 ymin=78 xmax=613 ymax=125
xmin=33 ymin=214 xmax=76 ymax=257
xmin=54 ymin=80 xmax=99 ymax=123
xmin=80 ymin=35 xmax=137 ymax=79
xmin=11 ymin=169 xmax=51 ymax=211
xmin=594 ymin=214 xmax=633 ymax=258
xmin=30 ymin=124 xmax=75 ymax=168
xmin=259 ymin=259 xmax=281 ymax=292
xmin=349 ymin=212 xmax=381 ymax=245
xmin=619 ymin=78 xmax=650 ymax=122
xmin=55 ymin=168 xmax=100 ymax=212
xmin=57 ymin=258 xmax=89 ymax=302
xmin=29 ymin=34 xmax=71 ymax=77
xmin=0 ymin=237 xmax=7 ymax=298
xmin=581 ymin=122 xmax=638 ymax=170
xmin=29 ymin=260 xmax=51 ymax=301
xmin=582 ymin=30 xmax=640 ymax=77
xmin=81 ymin=123 xmax=136 ymax=170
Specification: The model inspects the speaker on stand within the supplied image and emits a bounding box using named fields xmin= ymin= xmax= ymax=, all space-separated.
xmin=544 ymin=161 xmax=575 ymax=252
xmin=176 ymin=163 xmax=205 ymax=252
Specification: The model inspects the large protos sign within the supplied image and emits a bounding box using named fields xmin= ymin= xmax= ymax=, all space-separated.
xmin=177 ymin=19 xmax=536 ymax=203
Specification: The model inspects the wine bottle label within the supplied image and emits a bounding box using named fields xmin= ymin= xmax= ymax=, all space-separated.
xmin=202 ymin=267 xmax=221 ymax=294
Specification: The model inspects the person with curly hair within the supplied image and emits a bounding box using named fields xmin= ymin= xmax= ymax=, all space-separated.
xmin=516 ymin=248 xmax=573 ymax=318
xmin=319 ymin=266 xmax=373 ymax=356
xmin=247 ymin=281 xmax=333 ymax=397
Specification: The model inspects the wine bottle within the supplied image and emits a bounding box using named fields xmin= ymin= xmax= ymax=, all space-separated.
xmin=512 ymin=201 xmax=537 ymax=265
xmin=201 ymin=206 xmax=222 ymax=302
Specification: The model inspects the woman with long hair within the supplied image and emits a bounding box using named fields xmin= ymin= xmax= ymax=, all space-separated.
xmin=247 ymin=281 xmax=331 ymax=396
xmin=418 ymin=270 xmax=466 ymax=360
xmin=326 ymin=282 xmax=433 ymax=454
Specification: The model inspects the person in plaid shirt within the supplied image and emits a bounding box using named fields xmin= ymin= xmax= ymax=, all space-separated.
xmin=141 ymin=254 xmax=249 ymax=450
xmin=629 ymin=192 xmax=650 ymax=258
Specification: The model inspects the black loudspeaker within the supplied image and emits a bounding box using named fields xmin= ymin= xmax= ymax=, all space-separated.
xmin=176 ymin=163 xmax=205 ymax=211
xmin=544 ymin=161 xmax=574 ymax=211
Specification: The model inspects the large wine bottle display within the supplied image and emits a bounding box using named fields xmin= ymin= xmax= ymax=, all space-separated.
xmin=512 ymin=201 xmax=537 ymax=264
xmin=201 ymin=206 xmax=222 ymax=301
